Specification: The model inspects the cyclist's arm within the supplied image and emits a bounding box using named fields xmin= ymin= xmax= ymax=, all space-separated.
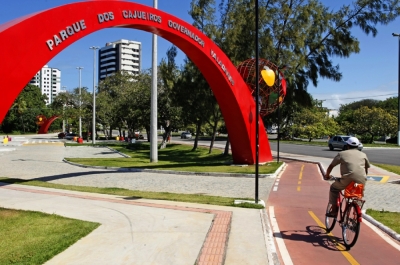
xmin=325 ymin=154 xmax=341 ymax=179
xmin=325 ymin=164 xmax=334 ymax=179
xmin=365 ymin=157 xmax=370 ymax=175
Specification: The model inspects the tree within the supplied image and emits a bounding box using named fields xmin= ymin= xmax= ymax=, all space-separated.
xmin=97 ymin=71 xmax=135 ymax=138
xmin=347 ymin=106 xmax=397 ymax=143
xmin=1 ymin=84 xmax=48 ymax=133
xmin=290 ymin=101 xmax=339 ymax=141
xmin=12 ymin=97 xmax=27 ymax=133
xmin=339 ymin=99 xmax=380 ymax=112
xmin=158 ymin=46 xmax=183 ymax=148
xmin=192 ymin=0 xmax=400 ymax=134
xmin=378 ymin=96 xmax=399 ymax=118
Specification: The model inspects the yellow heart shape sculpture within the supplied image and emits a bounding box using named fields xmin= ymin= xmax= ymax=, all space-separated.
xmin=261 ymin=67 xmax=275 ymax=86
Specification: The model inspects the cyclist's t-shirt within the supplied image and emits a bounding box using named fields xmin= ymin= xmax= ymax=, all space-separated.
xmin=330 ymin=149 xmax=370 ymax=184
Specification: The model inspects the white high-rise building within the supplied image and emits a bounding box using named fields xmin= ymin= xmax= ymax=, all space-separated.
xmin=98 ymin=39 xmax=142 ymax=81
xmin=29 ymin=65 xmax=61 ymax=105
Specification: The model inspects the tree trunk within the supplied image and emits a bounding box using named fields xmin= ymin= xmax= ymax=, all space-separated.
xmin=159 ymin=124 xmax=171 ymax=149
xmin=192 ymin=121 xmax=202 ymax=151
xmin=208 ymin=119 xmax=218 ymax=154
xmin=145 ymin=125 xmax=150 ymax=142
xmin=224 ymin=136 xmax=230 ymax=156
xmin=20 ymin=115 xmax=25 ymax=134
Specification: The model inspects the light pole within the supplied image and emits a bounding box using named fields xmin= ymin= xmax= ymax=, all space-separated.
xmin=150 ymin=0 xmax=158 ymax=162
xmin=76 ymin=67 xmax=83 ymax=139
xmin=61 ymin=86 xmax=67 ymax=132
xmin=90 ymin=46 xmax=99 ymax=145
xmin=255 ymin=0 xmax=260 ymax=204
xmin=392 ymin=33 xmax=400 ymax=146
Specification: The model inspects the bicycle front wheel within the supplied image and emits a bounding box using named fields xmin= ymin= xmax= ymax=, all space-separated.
xmin=325 ymin=203 xmax=336 ymax=232
xmin=342 ymin=203 xmax=360 ymax=249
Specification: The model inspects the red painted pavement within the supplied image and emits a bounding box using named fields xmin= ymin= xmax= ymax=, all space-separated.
xmin=268 ymin=160 xmax=400 ymax=265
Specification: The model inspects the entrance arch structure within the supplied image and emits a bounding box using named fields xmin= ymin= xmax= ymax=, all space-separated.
xmin=0 ymin=0 xmax=272 ymax=164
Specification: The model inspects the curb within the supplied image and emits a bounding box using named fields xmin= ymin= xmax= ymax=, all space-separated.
xmin=363 ymin=212 xmax=400 ymax=242
xmin=260 ymin=209 xmax=281 ymax=265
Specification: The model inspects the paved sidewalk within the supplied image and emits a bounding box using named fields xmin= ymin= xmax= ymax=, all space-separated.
xmin=0 ymin=141 xmax=271 ymax=265
xmin=0 ymin=183 xmax=269 ymax=265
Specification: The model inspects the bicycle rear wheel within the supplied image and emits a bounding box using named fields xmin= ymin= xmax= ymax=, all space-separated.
xmin=325 ymin=203 xmax=336 ymax=232
xmin=342 ymin=203 xmax=360 ymax=249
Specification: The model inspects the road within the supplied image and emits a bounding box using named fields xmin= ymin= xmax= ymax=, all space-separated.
xmin=269 ymin=142 xmax=400 ymax=166
xmin=172 ymin=136 xmax=400 ymax=166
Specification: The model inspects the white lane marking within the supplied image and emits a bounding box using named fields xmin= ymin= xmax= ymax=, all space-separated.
xmin=269 ymin=206 xmax=293 ymax=265
xmin=273 ymin=168 xmax=283 ymax=192
xmin=363 ymin=218 xmax=400 ymax=251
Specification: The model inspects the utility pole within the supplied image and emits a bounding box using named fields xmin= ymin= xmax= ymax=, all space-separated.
xmin=76 ymin=67 xmax=83 ymax=139
xmin=89 ymin=46 xmax=99 ymax=144
xmin=150 ymin=0 xmax=158 ymax=162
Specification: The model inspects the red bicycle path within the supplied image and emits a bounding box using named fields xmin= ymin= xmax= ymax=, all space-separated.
xmin=266 ymin=160 xmax=400 ymax=265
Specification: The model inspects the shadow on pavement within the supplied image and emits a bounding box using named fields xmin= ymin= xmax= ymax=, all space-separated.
xmin=279 ymin=225 xmax=345 ymax=251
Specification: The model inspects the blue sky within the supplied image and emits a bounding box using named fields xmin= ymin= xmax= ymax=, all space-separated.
xmin=1 ymin=0 xmax=399 ymax=112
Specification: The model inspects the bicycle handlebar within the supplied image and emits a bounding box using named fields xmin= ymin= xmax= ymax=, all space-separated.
xmin=324 ymin=175 xmax=338 ymax=181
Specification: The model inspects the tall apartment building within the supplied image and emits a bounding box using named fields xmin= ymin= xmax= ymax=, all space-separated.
xmin=98 ymin=39 xmax=142 ymax=81
xmin=29 ymin=65 xmax=62 ymax=105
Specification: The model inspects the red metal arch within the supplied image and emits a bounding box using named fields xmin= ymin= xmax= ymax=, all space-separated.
xmin=38 ymin=115 xmax=59 ymax=134
xmin=0 ymin=0 xmax=271 ymax=164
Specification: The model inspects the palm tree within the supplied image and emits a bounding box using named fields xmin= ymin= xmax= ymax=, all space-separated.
xmin=12 ymin=98 xmax=27 ymax=133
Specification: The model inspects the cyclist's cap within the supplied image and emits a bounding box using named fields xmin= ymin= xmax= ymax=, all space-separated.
xmin=346 ymin=137 xmax=360 ymax=146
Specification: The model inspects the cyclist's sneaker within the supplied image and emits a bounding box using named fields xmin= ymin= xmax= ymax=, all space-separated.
xmin=326 ymin=211 xmax=337 ymax=217
xmin=326 ymin=205 xmax=338 ymax=217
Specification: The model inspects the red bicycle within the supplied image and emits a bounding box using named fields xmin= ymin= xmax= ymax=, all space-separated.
xmin=324 ymin=176 xmax=365 ymax=249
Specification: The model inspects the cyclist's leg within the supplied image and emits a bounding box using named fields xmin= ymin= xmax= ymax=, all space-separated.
xmin=329 ymin=178 xmax=351 ymax=207
xmin=325 ymin=202 xmax=337 ymax=231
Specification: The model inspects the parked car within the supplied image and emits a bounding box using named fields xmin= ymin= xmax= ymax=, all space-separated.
xmin=180 ymin=132 xmax=192 ymax=139
xmin=64 ymin=133 xmax=78 ymax=140
xmin=328 ymin=135 xmax=363 ymax=151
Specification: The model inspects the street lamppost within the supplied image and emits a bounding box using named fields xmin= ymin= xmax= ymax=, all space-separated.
xmin=89 ymin=46 xmax=99 ymax=145
xmin=61 ymin=86 xmax=67 ymax=132
xmin=255 ymin=0 xmax=260 ymax=204
xmin=392 ymin=33 xmax=400 ymax=146
xmin=150 ymin=0 xmax=158 ymax=162
xmin=76 ymin=67 xmax=83 ymax=139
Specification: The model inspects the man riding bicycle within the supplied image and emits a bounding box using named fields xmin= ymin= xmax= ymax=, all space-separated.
xmin=325 ymin=136 xmax=370 ymax=217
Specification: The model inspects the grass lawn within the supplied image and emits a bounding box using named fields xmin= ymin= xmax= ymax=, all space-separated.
xmin=366 ymin=209 xmax=400 ymax=234
xmin=0 ymin=178 xmax=265 ymax=209
xmin=371 ymin=163 xmax=400 ymax=175
xmin=0 ymin=207 xmax=99 ymax=265
xmin=65 ymin=142 xmax=282 ymax=175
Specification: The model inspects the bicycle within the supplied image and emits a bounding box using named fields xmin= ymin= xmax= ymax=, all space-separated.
xmin=324 ymin=176 xmax=365 ymax=249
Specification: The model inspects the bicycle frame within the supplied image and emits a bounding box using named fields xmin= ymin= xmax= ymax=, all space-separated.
xmin=336 ymin=190 xmax=364 ymax=225
xmin=325 ymin=176 xmax=366 ymax=249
